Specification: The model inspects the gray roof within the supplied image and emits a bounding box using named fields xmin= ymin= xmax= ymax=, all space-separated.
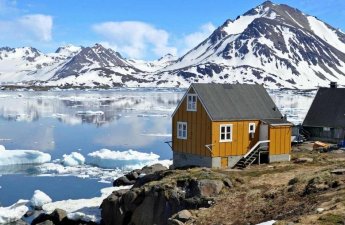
xmin=303 ymin=87 xmax=345 ymax=128
xmin=191 ymin=83 xmax=283 ymax=121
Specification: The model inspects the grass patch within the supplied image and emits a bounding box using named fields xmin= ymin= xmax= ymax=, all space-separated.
xmin=318 ymin=213 xmax=345 ymax=225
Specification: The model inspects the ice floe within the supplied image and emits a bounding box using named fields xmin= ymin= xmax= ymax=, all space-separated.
xmin=35 ymin=149 xmax=172 ymax=183
xmin=30 ymin=190 xmax=52 ymax=209
xmin=76 ymin=110 xmax=104 ymax=116
xmin=0 ymin=145 xmax=51 ymax=166
xmin=42 ymin=185 xmax=132 ymax=223
xmin=87 ymin=149 xmax=161 ymax=169
xmin=0 ymin=199 xmax=29 ymax=224
xmin=61 ymin=152 xmax=85 ymax=166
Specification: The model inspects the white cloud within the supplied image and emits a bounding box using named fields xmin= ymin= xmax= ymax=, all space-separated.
xmin=92 ymin=21 xmax=177 ymax=59
xmin=180 ymin=22 xmax=216 ymax=55
xmin=0 ymin=14 xmax=53 ymax=42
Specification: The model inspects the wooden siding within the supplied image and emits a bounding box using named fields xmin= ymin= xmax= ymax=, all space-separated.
xmin=211 ymin=121 xmax=260 ymax=157
xmin=172 ymin=91 xmax=212 ymax=157
xmin=269 ymin=126 xmax=291 ymax=155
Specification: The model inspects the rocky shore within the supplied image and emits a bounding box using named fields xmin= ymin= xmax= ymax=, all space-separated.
xmin=22 ymin=142 xmax=345 ymax=225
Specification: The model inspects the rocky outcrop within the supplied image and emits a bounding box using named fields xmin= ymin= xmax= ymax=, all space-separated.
xmin=31 ymin=208 xmax=96 ymax=225
xmin=102 ymin=168 xmax=231 ymax=225
xmin=113 ymin=163 xmax=168 ymax=187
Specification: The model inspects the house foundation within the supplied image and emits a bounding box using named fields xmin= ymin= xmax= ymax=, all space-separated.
xmin=269 ymin=154 xmax=290 ymax=163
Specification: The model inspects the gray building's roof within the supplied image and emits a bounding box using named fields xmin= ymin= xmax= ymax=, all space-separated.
xmin=303 ymin=87 xmax=345 ymax=128
xmin=191 ymin=83 xmax=283 ymax=121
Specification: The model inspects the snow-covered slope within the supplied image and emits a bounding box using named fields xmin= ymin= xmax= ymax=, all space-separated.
xmin=1 ymin=1 xmax=345 ymax=89
xmin=155 ymin=1 xmax=345 ymax=89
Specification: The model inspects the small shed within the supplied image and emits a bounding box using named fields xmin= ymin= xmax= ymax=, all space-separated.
xmin=171 ymin=83 xmax=292 ymax=169
xmin=303 ymin=82 xmax=345 ymax=143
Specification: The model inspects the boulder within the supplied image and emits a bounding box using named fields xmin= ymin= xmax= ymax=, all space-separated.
xmin=167 ymin=218 xmax=185 ymax=225
xmin=141 ymin=163 xmax=168 ymax=174
xmin=172 ymin=210 xmax=192 ymax=222
xmin=222 ymin=178 xmax=233 ymax=188
xmin=113 ymin=175 xmax=136 ymax=187
xmin=194 ymin=179 xmax=224 ymax=197
xmin=331 ymin=169 xmax=345 ymax=175
xmin=32 ymin=208 xmax=84 ymax=225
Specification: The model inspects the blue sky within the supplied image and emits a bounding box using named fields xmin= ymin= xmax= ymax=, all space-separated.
xmin=0 ymin=0 xmax=344 ymax=60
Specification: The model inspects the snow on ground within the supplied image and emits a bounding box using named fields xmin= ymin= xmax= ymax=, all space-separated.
xmin=61 ymin=152 xmax=85 ymax=166
xmin=0 ymin=145 xmax=51 ymax=166
xmin=256 ymin=220 xmax=276 ymax=225
xmin=30 ymin=190 xmax=52 ymax=209
xmin=308 ymin=16 xmax=345 ymax=53
xmin=42 ymin=185 xmax=132 ymax=223
xmin=0 ymin=200 xmax=29 ymax=224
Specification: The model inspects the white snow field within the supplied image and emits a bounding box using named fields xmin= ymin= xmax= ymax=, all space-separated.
xmin=0 ymin=145 xmax=51 ymax=166
xmin=42 ymin=185 xmax=132 ymax=223
xmin=0 ymin=200 xmax=29 ymax=224
xmin=30 ymin=190 xmax=52 ymax=209
xmin=62 ymin=152 xmax=86 ymax=166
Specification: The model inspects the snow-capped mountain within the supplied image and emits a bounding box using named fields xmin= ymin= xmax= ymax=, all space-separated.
xmin=155 ymin=1 xmax=345 ymax=88
xmin=1 ymin=1 xmax=345 ymax=89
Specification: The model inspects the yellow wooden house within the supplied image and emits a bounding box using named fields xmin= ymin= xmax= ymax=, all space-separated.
xmin=171 ymin=83 xmax=292 ymax=168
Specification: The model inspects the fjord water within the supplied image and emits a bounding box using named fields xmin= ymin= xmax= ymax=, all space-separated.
xmin=0 ymin=89 xmax=315 ymax=206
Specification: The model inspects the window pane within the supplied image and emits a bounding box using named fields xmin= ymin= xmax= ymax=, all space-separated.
xmin=221 ymin=134 xmax=225 ymax=140
xmin=226 ymin=133 xmax=231 ymax=140
xmin=178 ymin=130 xmax=182 ymax=137
xmin=221 ymin=126 xmax=225 ymax=133
xmin=227 ymin=126 xmax=231 ymax=132
xmin=183 ymin=130 xmax=186 ymax=138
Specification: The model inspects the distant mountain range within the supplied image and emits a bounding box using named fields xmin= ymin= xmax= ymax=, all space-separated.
xmin=1 ymin=1 xmax=345 ymax=89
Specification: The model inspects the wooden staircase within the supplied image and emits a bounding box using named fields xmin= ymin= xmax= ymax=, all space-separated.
xmin=233 ymin=140 xmax=270 ymax=169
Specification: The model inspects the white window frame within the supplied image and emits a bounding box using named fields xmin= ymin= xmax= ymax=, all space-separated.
xmin=177 ymin=122 xmax=187 ymax=140
xmin=186 ymin=94 xmax=197 ymax=112
xmin=249 ymin=123 xmax=256 ymax=133
xmin=219 ymin=124 xmax=233 ymax=142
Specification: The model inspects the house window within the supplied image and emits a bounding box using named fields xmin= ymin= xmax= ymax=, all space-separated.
xmin=177 ymin=122 xmax=187 ymax=139
xmin=323 ymin=127 xmax=331 ymax=132
xmin=220 ymin=124 xmax=232 ymax=142
xmin=249 ymin=123 xmax=256 ymax=133
xmin=187 ymin=94 xmax=197 ymax=111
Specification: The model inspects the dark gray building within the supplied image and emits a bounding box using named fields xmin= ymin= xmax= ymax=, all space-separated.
xmin=303 ymin=83 xmax=345 ymax=143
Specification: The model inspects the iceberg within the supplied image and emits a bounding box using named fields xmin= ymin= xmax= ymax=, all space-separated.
xmin=0 ymin=200 xmax=29 ymax=224
xmin=30 ymin=190 xmax=52 ymax=209
xmin=62 ymin=152 xmax=85 ymax=166
xmin=87 ymin=149 xmax=161 ymax=169
xmin=0 ymin=145 xmax=51 ymax=166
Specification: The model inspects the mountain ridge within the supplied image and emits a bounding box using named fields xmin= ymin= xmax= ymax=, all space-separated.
xmin=0 ymin=1 xmax=345 ymax=89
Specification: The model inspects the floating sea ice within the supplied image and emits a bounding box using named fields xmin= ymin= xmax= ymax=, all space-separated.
xmin=0 ymin=200 xmax=29 ymax=224
xmin=30 ymin=190 xmax=52 ymax=210
xmin=62 ymin=152 xmax=85 ymax=166
xmin=43 ymin=186 xmax=132 ymax=223
xmin=76 ymin=111 xmax=104 ymax=116
xmin=87 ymin=149 xmax=160 ymax=169
xmin=0 ymin=146 xmax=51 ymax=166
